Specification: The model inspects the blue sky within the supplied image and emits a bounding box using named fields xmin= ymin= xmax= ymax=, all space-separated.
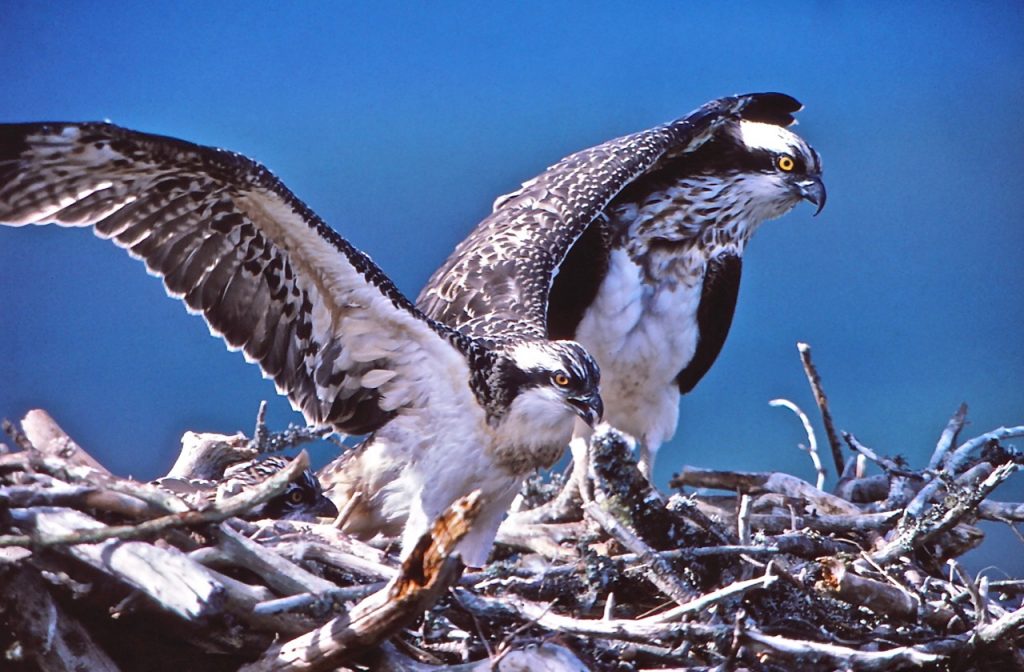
xmin=1 ymin=3 xmax=1022 ymax=569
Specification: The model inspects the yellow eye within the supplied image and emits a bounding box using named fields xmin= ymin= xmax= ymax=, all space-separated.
xmin=553 ymin=373 xmax=570 ymax=387
xmin=777 ymin=155 xmax=795 ymax=172
xmin=288 ymin=489 xmax=304 ymax=504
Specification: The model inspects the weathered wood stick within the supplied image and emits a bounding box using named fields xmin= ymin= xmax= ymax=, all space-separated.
xmin=21 ymin=408 xmax=111 ymax=474
xmin=8 ymin=506 xmax=225 ymax=621
xmin=242 ymin=491 xmax=482 ymax=671
xmin=796 ymin=342 xmax=845 ymax=477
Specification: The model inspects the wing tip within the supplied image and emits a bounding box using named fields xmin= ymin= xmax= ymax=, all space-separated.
xmin=735 ymin=92 xmax=804 ymax=127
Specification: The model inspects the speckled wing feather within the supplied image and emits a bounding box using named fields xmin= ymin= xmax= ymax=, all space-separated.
xmin=416 ymin=92 xmax=801 ymax=343
xmin=0 ymin=122 xmax=476 ymax=435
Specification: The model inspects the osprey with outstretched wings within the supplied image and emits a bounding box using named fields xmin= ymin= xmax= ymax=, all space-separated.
xmin=0 ymin=122 xmax=602 ymax=564
xmin=418 ymin=93 xmax=825 ymax=476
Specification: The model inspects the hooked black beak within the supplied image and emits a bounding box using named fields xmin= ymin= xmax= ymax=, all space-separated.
xmin=569 ymin=392 xmax=604 ymax=428
xmin=796 ymin=175 xmax=827 ymax=216
xmin=311 ymin=494 xmax=340 ymax=519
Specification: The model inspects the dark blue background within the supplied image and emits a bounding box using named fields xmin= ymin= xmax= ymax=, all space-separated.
xmin=2 ymin=3 xmax=1021 ymax=571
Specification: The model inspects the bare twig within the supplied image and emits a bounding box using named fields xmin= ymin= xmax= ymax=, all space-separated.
xmin=737 ymin=493 xmax=753 ymax=545
xmin=454 ymin=590 xmax=729 ymax=643
xmin=214 ymin=522 xmax=337 ymax=595
xmin=164 ymin=431 xmax=254 ymax=480
xmin=770 ymin=398 xmax=825 ymax=489
xmin=252 ymin=584 xmax=384 ymax=617
xmin=671 ymin=468 xmax=861 ymax=516
xmin=743 ymin=629 xmax=948 ymax=670
xmin=929 ymin=403 xmax=969 ymax=471
xmin=796 ymin=342 xmax=844 ymax=478
xmin=842 ymin=432 xmax=918 ymax=479
xmin=333 ymin=489 xmax=363 ymax=529
xmin=970 ymin=603 xmax=1024 ymax=646
xmin=252 ymin=400 xmax=271 ymax=452
xmin=249 ymin=400 xmax=334 ymax=456
xmin=2 ymin=418 xmax=34 ymax=451
xmin=950 ymin=559 xmax=989 ymax=626
xmin=978 ymin=500 xmax=1024 ymax=522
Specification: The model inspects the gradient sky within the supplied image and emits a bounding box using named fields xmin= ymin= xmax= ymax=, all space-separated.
xmin=1 ymin=3 xmax=1022 ymax=571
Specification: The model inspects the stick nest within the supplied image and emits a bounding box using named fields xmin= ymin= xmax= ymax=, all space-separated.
xmin=2 ymin=366 xmax=1023 ymax=671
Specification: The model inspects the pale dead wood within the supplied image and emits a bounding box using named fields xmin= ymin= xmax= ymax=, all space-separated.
xmin=0 ymin=480 xmax=155 ymax=518
xmin=743 ymin=630 xmax=949 ymax=671
xmin=214 ymin=521 xmax=338 ymax=595
xmin=769 ymin=398 xmax=826 ymax=489
xmin=166 ymin=404 xmax=332 ymax=481
xmin=978 ymin=499 xmax=1024 ymax=522
xmin=929 ymin=402 xmax=969 ymax=471
xmin=454 ymin=590 xmax=728 ymax=643
xmin=248 ymin=399 xmax=335 ymax=456
xmin=495 ymin=519 xmax=584 ymax=558
xmin=8 ymin=506 xmax=225 ymax=620
xmin=906 ymin=425 xmax=1024 ymax=521
xmin=581 ymin=428 xmax=702 ymax=604
xmin=971 ymin=604 xmax=1024 ymax=646
xmin=818 ymin=558 xmax=958 ymax=629
xmin=796 ymin=341 xmax=844 ymax=477
xmin=242 ymin=492 xmax=481 ymax=671
xmin=165 ymin=430 xmax=254 ymax=480
xmin=671 ymin=467 xmax=862 ymax=515
xmin=21 ymin=408 xmax=111 ymax=474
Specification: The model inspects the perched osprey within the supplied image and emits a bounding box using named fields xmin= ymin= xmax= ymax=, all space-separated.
xmin=155 ymin=455 xmax=339 ymax=521
xmin=418 ymin=93 xmax=825 ymax=477
xmin=0 ymin=122 xmax=602 ymax=564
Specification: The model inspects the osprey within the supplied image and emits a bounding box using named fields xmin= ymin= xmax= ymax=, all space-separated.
xmin=0 ymin=122 xmax=602 ymax=565
xmin=154 ymin=455 xmax=339 ymax=521
xmin=418 ymin=93 xmax=825 ymax=477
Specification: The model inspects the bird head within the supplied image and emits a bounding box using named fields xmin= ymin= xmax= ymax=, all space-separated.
xmin=729 ymin=119 xmax=826 ymax=217
xmin=260 ymin=470 xmax=340 ymax=521
xmin=614 ymin=113 xmax=824 ymax=252
xmin=222 ymin=456 xmax=339 ymax=521
xmin=499 ymin=339 xmax=603 ymax=430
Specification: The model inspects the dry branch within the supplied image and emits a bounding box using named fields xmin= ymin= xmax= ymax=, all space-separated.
xmin=796 ymin=341 xmax=844 ymax=477
xmin=242 ymin=492 xmax=481 ymax=671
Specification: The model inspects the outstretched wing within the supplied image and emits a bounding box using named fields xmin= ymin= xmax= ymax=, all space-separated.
xmin=417 ymin=92 xmax=802 ymax=344
xmin=0 ymin=122 xmax=472 ymax=435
